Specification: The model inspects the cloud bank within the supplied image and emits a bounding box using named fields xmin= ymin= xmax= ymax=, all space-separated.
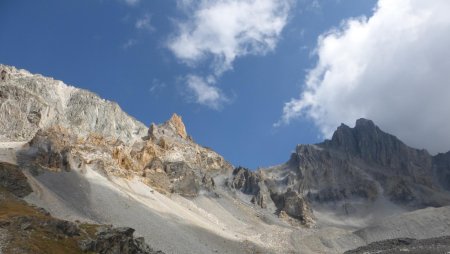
xmin=279 ymin=0 xmax=450 ymax=153
xmin=169 ymin=0 xmax=292 ymax=108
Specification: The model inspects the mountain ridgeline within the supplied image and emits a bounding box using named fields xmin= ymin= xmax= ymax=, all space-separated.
xmin=1 ymin=64 xmax=450 ymax=253
xmin=229 ymin=118 xmax=450 ymax=225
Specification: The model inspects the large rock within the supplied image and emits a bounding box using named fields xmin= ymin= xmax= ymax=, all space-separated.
xmin=228 ymin=167 xmax=270 ymax=208
xmin=80 ymin=226 xmax=163 ymax=254
xmin=271 ymin=189 xmax=315 ymax=227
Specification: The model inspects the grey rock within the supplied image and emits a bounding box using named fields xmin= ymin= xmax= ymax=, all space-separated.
xmin=228 ymin=167 xmax=270 ymax=208
xmin=0 ymin=64 xmax=147 ymax=144
xmin=271 ymin=188 xmax=315 ymax=227
xmin=80 ymin=226 xmax=163 ymax=254
xmin=229 ymin=167 xmax=261 ymax=195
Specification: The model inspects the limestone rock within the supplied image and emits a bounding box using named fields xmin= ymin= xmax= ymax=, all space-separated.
xmin=0 ymin=64 xmax=232 ymax=197
xmin=0 ymin=64 xmax=147 ymax=144
xmin=167 ymin=113 xmax=188 ymax=139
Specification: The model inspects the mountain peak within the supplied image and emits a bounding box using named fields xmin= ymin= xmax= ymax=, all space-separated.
xmin=355 ymin=118 xmax=376 ymax=128
xmin=322 ymin=118 xmax=420 ymax=166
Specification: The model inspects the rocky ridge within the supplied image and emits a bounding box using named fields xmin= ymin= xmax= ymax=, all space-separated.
xmin=0 ymin=64 xmax=147 ymax=144
xmin=0 ymin=64 xmax=232 ymax=197
xmin=228 ymin=119 xmax=450 ymax=226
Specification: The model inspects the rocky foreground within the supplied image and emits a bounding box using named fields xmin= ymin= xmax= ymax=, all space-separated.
xmin=0 ymin=162 xmax=163 ymax=254
xmin=345 ymin=236 xmax=450 ymax=254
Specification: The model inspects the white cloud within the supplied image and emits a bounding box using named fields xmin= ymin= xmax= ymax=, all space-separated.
xmin=169 ymin=0 xmax=292 ymax=75
xmin=185 ymin=75 xmax=228 ymax=109
xmin=278 ymin=0 xmax=450 ymax=153
xmin=168 ymin=0 xmax=292 ymax=109
xmin=135 ymin=14 xmax=155 ymax=32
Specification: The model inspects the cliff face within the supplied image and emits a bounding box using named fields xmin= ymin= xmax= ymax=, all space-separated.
xmin=0 ymin=64 xmax=147 ymax=144
xmin=0 ymin=64 xmax=232 ymax=197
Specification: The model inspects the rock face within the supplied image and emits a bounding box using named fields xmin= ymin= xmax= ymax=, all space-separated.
xmin=228 ymin=167 xmax=270 ymax=208
xmin=271 ymin=189 xmax=315 ymax=227
xmin=0 ymin=64 xmax=232 ymax=198
xmin=0 ymin=64 xmax=147 ymax=144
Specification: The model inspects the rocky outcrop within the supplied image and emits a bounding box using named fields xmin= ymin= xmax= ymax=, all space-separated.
xmin=271 ymin=189 xmax=315 ymax=227
xmin=80 ymin=226 xmax=163 ymax=254
xmin=228 ymin=167 xmax=270 ymax=208
xmin=229 ymin=167 xmax=262 ymax=195
xmin=0 ymin=162 xmax=32 ymax=198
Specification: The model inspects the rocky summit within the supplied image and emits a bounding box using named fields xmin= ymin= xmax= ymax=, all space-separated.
xmin=1 ymin=64 xmax=450 ymax=254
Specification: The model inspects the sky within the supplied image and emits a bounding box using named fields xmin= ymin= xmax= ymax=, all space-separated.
xmin=1 ymin=0 xmax=449 ymax=168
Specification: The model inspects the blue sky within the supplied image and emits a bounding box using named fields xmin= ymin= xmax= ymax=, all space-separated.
xmin=3 ymin=0 xmax=450 ymax=168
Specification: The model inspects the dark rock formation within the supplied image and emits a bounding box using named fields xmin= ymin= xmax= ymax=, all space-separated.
xmin=271 ymin=189 xmax=315 ymax=227
xmin=229 ymin=167 xmax=261 ymax=195
xmin=228 ymin=167 xmax=270 ymax=208
xmin=0 ymin=162 xmax=32 ymax=197
xmin=433 ymin=151 xmax=450 ymax=191
xmin=286 ymin=118 xmax=450 ymax=208
xmin=80 ymin=226 xmax=163 ymax=254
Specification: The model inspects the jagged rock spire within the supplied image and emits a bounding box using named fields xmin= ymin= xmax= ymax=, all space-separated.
xmin=167 ymin=113 xmax=187 ymax=139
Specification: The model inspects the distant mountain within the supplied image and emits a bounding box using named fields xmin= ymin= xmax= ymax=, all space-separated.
xmin=1 ymin=64 xmax=450 ymax=254
xmin=230 ymin=118 xmax=450 ymax=225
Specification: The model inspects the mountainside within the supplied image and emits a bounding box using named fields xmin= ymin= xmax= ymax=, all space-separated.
xmin=229 ymin=118 xmax=450 ymax=225
xmin=1 ymin=64 xmax=450 ymax=254
xmin=0 ymin=64 xmax=146 ymax=144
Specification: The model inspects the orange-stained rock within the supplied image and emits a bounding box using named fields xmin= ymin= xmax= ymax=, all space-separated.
xmin=168 ymin=113 xmax=187 ymax=139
